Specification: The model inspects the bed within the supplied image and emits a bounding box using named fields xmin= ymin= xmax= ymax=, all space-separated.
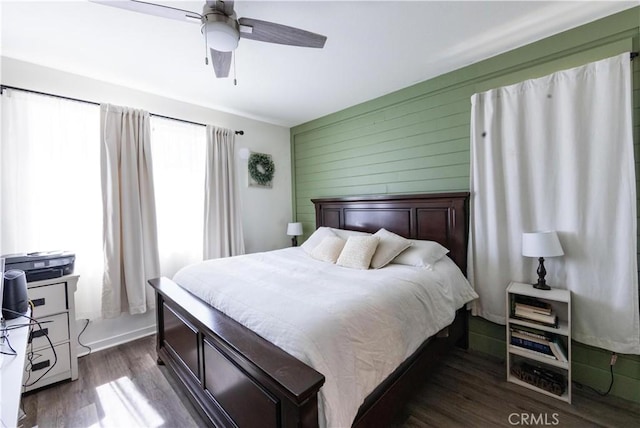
xmin=149 ymin=192 xmax=472 ymax=427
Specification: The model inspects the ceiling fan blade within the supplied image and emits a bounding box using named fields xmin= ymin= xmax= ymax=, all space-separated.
xmin=238 ymin=18 xmax=326 ymax=48
xmin=89 ymin=0 xmax=201 ymax=23
xmin=211 ymin=49 xmax=232 ymax=78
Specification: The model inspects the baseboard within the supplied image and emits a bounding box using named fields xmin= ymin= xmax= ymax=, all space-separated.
xmin=77 ymin=324 xmax=156 ymax=357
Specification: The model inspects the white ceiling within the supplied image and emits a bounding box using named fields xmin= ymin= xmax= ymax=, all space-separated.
xmin=1 ymin=1 xmax=637 ymax=127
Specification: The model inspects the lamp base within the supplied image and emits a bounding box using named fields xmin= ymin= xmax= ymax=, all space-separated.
xmin=533 ymin=256 xmax=551 ymax=290
xmin=533 ymin=281 xmax=551 ymax=291
xmin=291 ymin=236 xmax=298 ymax=247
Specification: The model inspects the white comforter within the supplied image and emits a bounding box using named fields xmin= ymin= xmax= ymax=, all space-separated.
xmin=173 ymin=247 xmax=478 ymax=428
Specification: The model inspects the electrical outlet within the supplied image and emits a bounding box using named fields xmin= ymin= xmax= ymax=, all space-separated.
xmin=610 ymin=353 xmax=618 ymax=366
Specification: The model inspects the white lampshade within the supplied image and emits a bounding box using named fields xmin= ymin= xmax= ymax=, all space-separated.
xmin=203 ymin=20 xmax=239 ymax=52
xmin=287 ymin=222 xmax=303 ymax=236
xmin=522 ymin=231 xmax=564 ymax=258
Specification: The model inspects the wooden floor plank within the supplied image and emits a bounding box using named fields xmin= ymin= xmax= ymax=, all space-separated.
xmin=392 ymin=349 xmax=637 ymax=428
xmin=19 ymin=336 xmax=639 ymax=428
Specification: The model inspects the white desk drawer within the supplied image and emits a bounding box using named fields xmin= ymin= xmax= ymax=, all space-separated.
xmin=23 ymin=342 xmax=71 ymax=391
xmin=28 ymin=313 xmax=69 ymax=350
xmin=27 ymin=282 xmax=67 ymax=318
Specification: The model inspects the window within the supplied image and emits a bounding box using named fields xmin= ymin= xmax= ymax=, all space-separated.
xmin=1 ymin=91 xmax=208 ymax=318
xmin=151 ymin=117 xmax=206 ymax=278
xmin=1 ymin=90 xmax=102 ymax=319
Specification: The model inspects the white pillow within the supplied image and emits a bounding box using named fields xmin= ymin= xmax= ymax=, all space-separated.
xmin=390 ymin=239 xmax=449 ymax=269
xmin=301 ymin=227 xmax=337 ymax=254
xmin=336 ymin=236 xmax=380 ymax=269
xmin=370 ymin=228 xmax=412 ymax=269
xmin=310 ymin=236 xmax=346 ymax=263
xmin=330 ymin=228 xmax=372 ymax=240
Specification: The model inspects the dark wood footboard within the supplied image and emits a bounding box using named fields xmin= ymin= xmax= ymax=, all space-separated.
xmin=150 ymin=276 xmax=468 ymax=428
xmin=149 ymin=277 xmax=325 ymax=428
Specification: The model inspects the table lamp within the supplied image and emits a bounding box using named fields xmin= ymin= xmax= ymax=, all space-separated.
xmin=287 ymin=222 xmax=303 ymax=247
xmin=522 ymin=231 xmax=564 ymax=290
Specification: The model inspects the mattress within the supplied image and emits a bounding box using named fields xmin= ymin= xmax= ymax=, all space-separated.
xmin=173 ymin=247 xmax=478 ymax=428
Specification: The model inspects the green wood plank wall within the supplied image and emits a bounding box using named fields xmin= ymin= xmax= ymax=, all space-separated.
xmin=291 ymin=8 xmax=640 ymax=403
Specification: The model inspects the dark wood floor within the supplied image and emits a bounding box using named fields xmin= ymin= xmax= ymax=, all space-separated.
xmin=20 ymin=335 xmax=640 ymax=428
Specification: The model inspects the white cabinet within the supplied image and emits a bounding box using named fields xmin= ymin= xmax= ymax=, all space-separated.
xmin=506 ymin=282 xmax=571 ymax=403
xmin=23 ymin=275 xmax=79 ymax=392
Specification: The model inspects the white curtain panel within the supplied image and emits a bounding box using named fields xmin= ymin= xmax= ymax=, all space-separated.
xmin=0 ymin=90 xmax=104 ymax=319
xmin=203 ymin=125 xmax=245 ymax=259
xmin=151 ymin=117 xmax=206 ymax=277
xmin=100 ymin=104 xmax=160 ymax=318
xmin=469 ymin=53 xmax=638 ymax=353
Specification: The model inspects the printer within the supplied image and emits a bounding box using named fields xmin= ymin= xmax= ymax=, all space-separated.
xmin=2 ymin=251 xmax=75 ymax=282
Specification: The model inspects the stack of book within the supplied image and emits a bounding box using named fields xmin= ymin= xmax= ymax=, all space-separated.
xmin=510 ymin=325 xmax=568 ymax=362
xmin=510 ymin=362 xmax=566 ymax=396
xmin=513 ymin=296 xmax=558 ymax=327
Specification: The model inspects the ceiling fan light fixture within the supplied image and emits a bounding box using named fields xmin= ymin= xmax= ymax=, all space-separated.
xmin=92 ymin=0 xmax=328 ymax=79
xmin=202 ymin=13 xmax=239 ymax=52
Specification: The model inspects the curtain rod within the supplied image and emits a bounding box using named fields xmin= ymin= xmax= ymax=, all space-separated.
xmin=2 ymin=52 xmax=637 ymax=128
xmin=0 ymin=85 xmax=245 ymax=136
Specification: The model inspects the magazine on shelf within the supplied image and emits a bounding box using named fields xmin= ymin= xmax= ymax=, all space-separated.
xmin=510 ymin=326 xmax=568 ymax=363
xmin=510 ymin=326 xmax=551 ymax=342
xmin=510 ymin=336 xmax=555 ymax=358
xmin=511 ymin=331 xmax=548 ymax=346
xmin=548 ymin=337 xmax=568 ymax=362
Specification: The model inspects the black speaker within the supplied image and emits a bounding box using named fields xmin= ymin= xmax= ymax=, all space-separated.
xmin=3 ymin=269 xmax=29 ymax=320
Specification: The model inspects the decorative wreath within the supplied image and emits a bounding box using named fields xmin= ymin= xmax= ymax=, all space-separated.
xmin=248 ymin=152 xmax=275 ymax=185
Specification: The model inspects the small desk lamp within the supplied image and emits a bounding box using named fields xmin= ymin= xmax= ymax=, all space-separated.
xmin=287 ymin=222 xmax=303 ymax=247
xmin=522 ymin=231 xmax=564 ymax=290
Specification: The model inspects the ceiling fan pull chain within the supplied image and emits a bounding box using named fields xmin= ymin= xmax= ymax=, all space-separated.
xmin=233 ymin=51 xmax=237 ymax=86
xmin=204 ymin=22 xmax=209 ymax=65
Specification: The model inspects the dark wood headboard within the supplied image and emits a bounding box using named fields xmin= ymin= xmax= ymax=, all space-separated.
xmin=312 ymin=192 xmax=469 ymax=274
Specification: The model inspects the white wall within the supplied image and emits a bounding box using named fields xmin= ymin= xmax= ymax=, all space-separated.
xmin=1 ymin=56 xmax=293 ymax=352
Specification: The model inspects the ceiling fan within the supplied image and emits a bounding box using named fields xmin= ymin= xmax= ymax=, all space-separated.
xmin=90 ymin=0 xmax=327 ymax=78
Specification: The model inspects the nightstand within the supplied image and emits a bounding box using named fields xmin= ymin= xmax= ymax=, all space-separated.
xmin=506 ymin=281 xmax=572 ymax=403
